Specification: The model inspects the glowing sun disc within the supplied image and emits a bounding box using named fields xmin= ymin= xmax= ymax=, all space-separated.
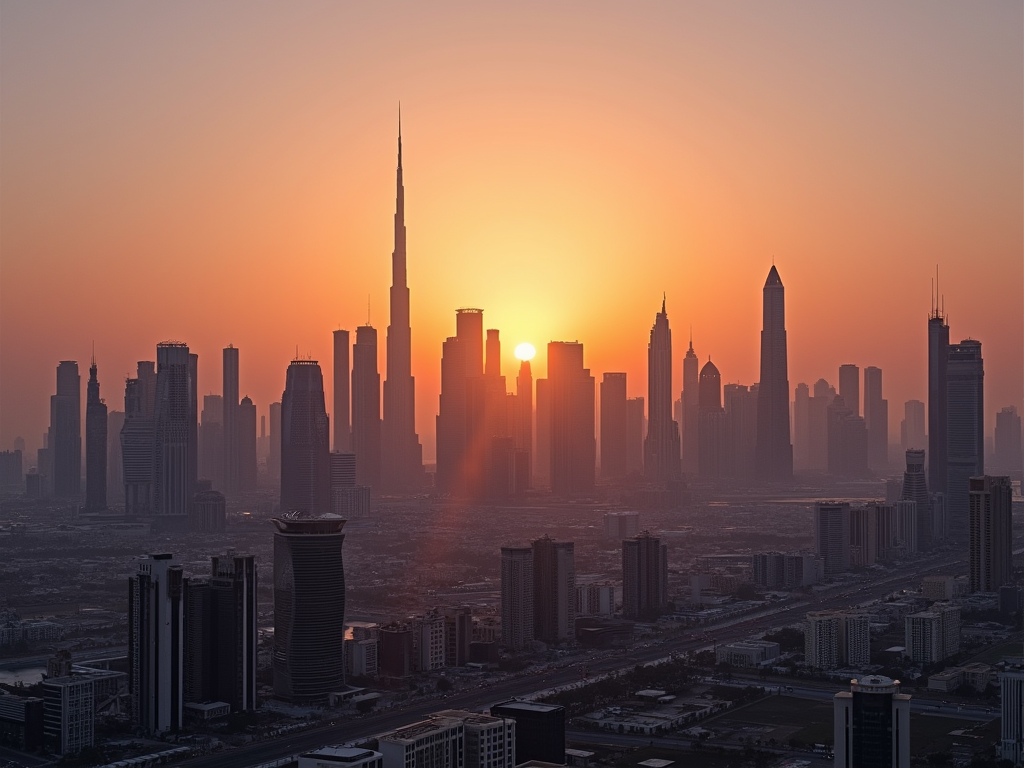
xmin=514 ymin=342 xmax=536 ymax=361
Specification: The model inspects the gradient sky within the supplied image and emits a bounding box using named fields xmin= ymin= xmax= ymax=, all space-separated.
xmin=2 ymin=1 xmax=1021 ymax=462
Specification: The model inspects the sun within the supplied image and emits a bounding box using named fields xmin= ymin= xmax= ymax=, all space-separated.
xmin=514 ymin=342 xmax=536 ymax=361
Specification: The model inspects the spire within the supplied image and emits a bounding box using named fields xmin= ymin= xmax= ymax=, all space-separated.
xmin=765 ymin=264 xmax=782 ymax=287
xmin=661 ymin=292 xmax=666 ymax=315
xmin=398 ymin=102 xmax=402 ymax=170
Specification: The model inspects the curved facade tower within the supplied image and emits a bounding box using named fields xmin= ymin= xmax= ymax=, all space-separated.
xmin=644 ymin=298 xmax=681 ymax=481
xmin=272 ymin=516 xmax=346 ymax=701
xmin=754 ymin=265 xmax=793 ymax=480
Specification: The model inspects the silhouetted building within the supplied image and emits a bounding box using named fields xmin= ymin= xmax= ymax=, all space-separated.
xmin=833 ymin=675 xmax=911 ymax=768
xmin=0 ymin=449 xmax=24 ymax=493
xmin=724 ymin=383 xmax=758 ymax=478
xmin=50 ymin=361 xmax=81 ymax=497
xmin=793 ymin=382 xmax=811 ymax=474
xmin=600 ymin=373 xmax=627 ymax=480
xmin=223 ymin=345 xmax=240 ymax=496
xmin=994 ymin=406 xmax=1022 ymax=479
xmin=698 ymin=359 xmax=725 ymax=479
xmin=382 ymin=117 xmax=424 ymax=493
xmin=806 ymin=378 xmax=835 ymax=474
xmin=928 ymin=305 xmax=949 ymax=514
xmin=437 ymin=309 xmax=483 ymax=496
xmin=500 ymin=545 xmax=533 ymax=650
xmin=191 ymin=486 xmax=225 ymax=532
xmin=545 ymin=342 xmax=595 ymax=495
xmin=828 ymin=396 xmax=868 ymax=478
xmin=644 ymin=298 xmax=681 ymax=481
xmin=154 ymin=343 xmax=198 ymax=518
xmin=198 ymin=395 xmax=224 ymax=490
xmin=128 ymin=553 xmax=184 ymax=734
xmin=946 ymin=339 xmax=984 ymax=540
xmin=106 ymin=411 xmax=125 ymax=504
xmin=238 ymin=396 xmax=257 ymax=492
xmin=864 ymin=366 xmax=887 ymax=472
xmin=532 ymin=536 xmax=575 ymax=644
xmin=269 ymin=401 xmax=281 ymax=481
xmin=815 ymin=502 xmax=851 ymax=576
xmin=85 ymin=359 xmax=107 ymax=511
xmin=332 ymin=329 xmax=351 ymax=452
xmin=513 ymin=356 xmax=533 ymax=489
xmin=901 ymin=450 xmax=933 ymax=549
xmin=969 ymin=475 xmax=1012 ymax=593
xmin=901 ymin=399 xmax=926 ymax=452
xmin=121 ymin=361 xmax=157 ymax=514
xmin=352 ymin=326 xmax=381 ymax=491
xmin=622 ymin=530 xmax=668 ymax=620
xmin=625 ymin=396 xmax=645 ymax=477
xmin=682 ymin=334 xmax=699 ymax=476
xmin=280 ymin=360 xmax=331 ymax=515
xmin=490 ymin=700 xmax=565 ymax=765
xmin=754 ymin=265 xmax=793 ymax=480
xmin=272 ymin=516 xmax=346 ymax=701
xmin=839 ymin=364 xmax=860 ymax=418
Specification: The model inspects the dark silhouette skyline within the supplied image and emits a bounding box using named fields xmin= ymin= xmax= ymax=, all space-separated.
xmin=754 ymin=265 xmax=793 ymax=481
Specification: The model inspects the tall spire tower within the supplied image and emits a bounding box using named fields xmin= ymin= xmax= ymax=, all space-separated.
xmin=754 ymin=265 xmax=793 ymax=480
xmin=382 ymin=107 xmax=424 ymax=491
xmin=644 ymin=297 xmax=681 ymax=481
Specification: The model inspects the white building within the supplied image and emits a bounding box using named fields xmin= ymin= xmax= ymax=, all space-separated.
xmin=298 ymin=746 xmax=383 ymax=768
xmin=904 ymin=603 xmax=960 ymax=664
xmin=378 ymin=716 xmax=464 ymax=768
xmin=416 ymin=613 xmax=447 ymax=672
xmin=435 ymin=709 xmax=515 ymax=768
xmin=834 ymin=676 xmax=911 ymax=768
xmin=843 ymin=613 xmax=872 ymax=667
xmin=806 ymin=611 xmax=870 ymax=670
xmin=41 ymin=676 xmax=94 ymax=755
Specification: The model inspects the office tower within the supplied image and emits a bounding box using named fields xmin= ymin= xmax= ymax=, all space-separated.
xmin=0 ymin=449 xmax=24 ymax=492
xmin=849 ymin=506 xmax=877 ymax=566
xmin=1001 ymin=664 xmax=1024 ymax=764
xmin=190 ymin=486 xmax=225 ymax=532
xmin=198 ymin=394 xmax=224 ymax=488
xmin=806 ymin=379 xmax=834 ymax=474
xmin=682 ymin=334 xmax=699 ymax=475
xmin=258 ymin=414 xmax=268 ymax=463
xmin=873 ymin=501 xmax=918 ymax=560
xmin=904 ymin=604 xmax=960 ymax=663
xmin=500 ymin=545 xmax=534 ymax=650
xmin=604 ymin=510 xmax=640 ymax=540
xmin=443 ymin=607 xmax=472 ymax=668
xmin=332 ymin=329 xmax=351 ymax=452
xmin=600 ymin=373 xmax=627 ymax=480
xmin=698 ymin=359 xmax=725 ymax=479
xmin=41 ymin=676 xmax=97 ymax=755
xmin=754 ymin=265 xmax=793 ymax=480
xmin=128 ymin=553 xmax=184 ymax=734
xmin=329 ymin=451 xmax=369 ymax=517
xmin=946 ymin=339 xmax=984 ymax=540
xmin=152 ymin=343 xmax=197 ymax=518
xmin=202 ymin=554 xmax=257 ymax=711
xmin=833 ymin=676 xmax=911 ymax=768
xmin=238 ymin=396 xmax=257 ymax=492
xmin=121 ymin=361 xmax=157 ymax=514
xmin=280 ymin=360 xmax=331 ymax=515
xmin=223 ymin=346 xmax=240 ymax=496
xmin=514 ymin=355 xmax=533 ymax=489
xmin=928 ymin=302 xmax=949 ymax=508
xmin=85 ymin=358 xmax=107 ymax=511
xmin=382 ymin=120 xmax=424 ymax=493
xmin=535 ymin=378 xmax=551 ymax=486
xmin=815 ymin=502 xmax=851 ymax=576
xmin=622 ymin=531 xmax=668 ymax=620
xmin=437 ymin=309 xmax=483 ymax=496
xmin=724 ymin=383 xmax=758 ymax=478
xmin=901 ymin=450 xmax=932 ymax=549
xmin=545 ymin=341 xmax=595 ymax=495
xmin=272 ymin=516 xmax=346 ymax=701
xmin=827 ymin=396 xmax=868 ymax=478
xmin=469 ymin=328 xmax=519 ymax=499
xmin=490 ymin=700 xmax=565 ymax=765
xmin=644 ymin=298 xmax=681 ymax=481
xmin=901 ymin=400 xmax=926 ymax=451
xmin=269 ymin=401 xmax=281 ymax=481
xmin=969 ymin=475 xmax=1013 ymax=593
xmin=532 ymin=536 xmax=575 ymax=644
xmin=49 ymin=361 xmax=81 ymax=497
xmin=838 ymin=364 xmax=860 ymax=417
xmin=994 ymin=406 xmax=1023 ymax=478
xmin=864 ymin=366 xmax=888 ymax=472
xmin=351 ymin=325 xmax=381 ymax=491
xmin=793 ymin=382 xmax=810 ymax=474
xmin=625 ymin=397 xmax=645 ymax=476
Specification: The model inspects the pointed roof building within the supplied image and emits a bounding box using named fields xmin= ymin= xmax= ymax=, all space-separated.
xmin=754 ymin=264 xmax=793 ymax=480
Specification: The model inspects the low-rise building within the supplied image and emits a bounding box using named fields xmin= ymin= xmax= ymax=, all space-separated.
xmin=298 ymin=746 xmax=383 ymax=768
xmin=716 ymin=640 xmax=780 ymax=668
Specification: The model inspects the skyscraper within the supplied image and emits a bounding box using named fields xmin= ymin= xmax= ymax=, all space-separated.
xmin=600 ymin=373 xmax=627 ymax=480
xmin=723 ymin=383 xmax=758 ymax=478
xmin=754 ymin=265 xmax=793 ymax=480
xmin=622 ymin=531 xmax=668 ymax=620
xmin=208 ymin=553 xmax=257 ymax=712
xmin=272 ymin=516 xmax=346 ymax=701
xmin=532 ymin=536 xmax=575 ymax=644
xmin=994 ymin=406 xmax=1022 ymax=478
xmin=546 ymin=342 xmax=595 ymax=495
xmin=122 ymin=361 xmax=157 ymax=514
xmin=968 ymin=475 xmax=1012 ymax=593
xmin=863 ymin=366 xmax=887 ymax=472
xmin=49 ymin=361 xmax=81 ymax=497
xmin=223 ymin=346 xmax=240 ymax=496
xmin=514 ymin=355 xmax=533 ymax=489
xmin=352 ymin=325 xmax=381 ymax=491
xmin=85 ymin=358 xmax=107 ymax=511
xmin=153 ymin=343 xmax=198 ymax=518
xmin=436 ymin=309 xmax=483 ymax=496
xmin=681 ymin=334 xmax=699 ymax=476
xmin=500 ymin=545 xmax=534 ymax=650
xmin=238 ymin=396 xmax=257 ymax=492
xmin=839 ymin=364 xmax=860 ymax=418
xmin=332 ymin=329 xmax=351 ymax=452
xmin=625 ymin=397 xmax=645 ymax=477
xmin=280 ymin=360 xmax=331 ymax=515
xmin=815 ymin=502 xmax=851 ymax=576
xmin=198 ymin=394 xmax=224 ymax=489
xmin=901 ymin=399 xmax=926 ymax=451
xmin=382 ymin=116 xmax=424 ymax=492
xmin=833 ymin=676 xmax=911 ymax=768
xmin=698 ymin=359 xmax=724 ymax=479
xmin=269 ymin=401 xmax=281 ymax=482
xmin=901 ymin=449 xmax=932 ymax=549
xmin=946 ymin=339 xmax=984 ymax=540
xmin=106 ymin=410 xmax=125 ymax=505
xmin=927 ymin=302 xmax=949 ymax=506
xmin=793 ymin=382 xmax=811 ymax=474
xmin=644 ymin=298 xmax=681 ymax=482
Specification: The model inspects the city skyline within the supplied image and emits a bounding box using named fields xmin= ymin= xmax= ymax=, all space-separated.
xmin=1 ymin=3 xmax=1021 ymax=462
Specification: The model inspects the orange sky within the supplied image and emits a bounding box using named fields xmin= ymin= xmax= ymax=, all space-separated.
xmin=2 ymin=2 xmax=1021 ymax=462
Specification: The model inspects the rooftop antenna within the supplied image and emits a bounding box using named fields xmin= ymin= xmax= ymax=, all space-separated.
xmin=367 ymin=294 xmax=371 ymax=325
xmin=91 ymin=341 xmax=96 ymax=366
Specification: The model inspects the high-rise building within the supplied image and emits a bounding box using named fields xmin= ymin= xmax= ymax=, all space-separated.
xmin=901 ymin=450 xmax=932 ymax=549
xmin=682 ymin=334 xmax=699 ymax=476
xmin=754 ymin=265 xmax=793 ymax=480
xmin=332 ymin=329 xmax=351 ymax=452
xmin=805 ymin=611 xmax=869 ymax=669
xmin=437 ymin=309 xmax=484 ymax=496
xmin=1000 ymin=662 xmax=1024 ymax=764
xmin=827 ymin=396 xmax=868 ymax=478
xmin=382 ymin=117 xmax=423 ymax=493
xmin=968 ymin=475 xmax=1013 ymax=593
xmin=600 ymin=373 xmax=627 ymax=480
xmin=190 ymin=486 xmax=225 ymax=532
xmin=223 ymin=345 xmax=240 ymax=496
xmin=238 ymin=396 xmax=257 ymax=492
xmin=106 ymin=410 xmax=125 ymax=505
xmin=352 ymin=325 xmax=381 ymax=491
xmin=864 ymin=366 xmax=887 ymax=472
xmin=815 ymin=502 xmax=851 ymax=576
xmin=269 ymin=401 xmax=281 ymax=482
xmin=904 ymin=603 xmax=960 ymax=663
xmin=272 ymin=516 xmax=346 ymax=701
xmin=838 ymin=364 xmax=860 ymax=418
xmin=698 ymin=359 xmax=725 ymax=479
xmin=833 ymin=676 xmax=911 ymax=768
xmin=545 ymin=342 xmax=595 ymax=495
xmin=644 ymin=298 xmax=681 ymax=482
xmin=604 ymin=511 xmax=640 ymax=540
xmin=724 ymin=383 xmax=758 ymax=478
xmin=946 ymin=339 xmax=984 ymax=541
xmin=622 ymin=530 xmax=668 ymax=620
xmin=532 ymin=536 xmax=575 ymax=644
xmin=625 ymin=396 xmax=645 ymax=477
xmin=198 ymin=394 xmax=224 ymax=489
xmin=85 ymin=358 xmax=107 ymax=511
xmin=49 ymin=361 xmax=81 ymax=497
xmin=793 ymin=382 xmax=811 ymax=474
xmin=994 ymin=406 xmax=1022 ymax=478
xmin=280 ymin=360 xmax=331 ymax=515
xmin=500 ymin=546 xmax=534 ymax=650
xmin=153 ymin=343 xmax=198 ymax=518
xmin=128 ymin=553 xmax=184 ymax=734
xmin=928 ymin=304 xmax=949 ymax=514
xmin=901 ymin=399 xmax=926 ymax=452
xmin=807 ymin=378 xmax=835 ymax=474
xmin=121 ymin=361 xmax=157 ymax=514
xmin=375 ymin=714 xmax=465 ymax=768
